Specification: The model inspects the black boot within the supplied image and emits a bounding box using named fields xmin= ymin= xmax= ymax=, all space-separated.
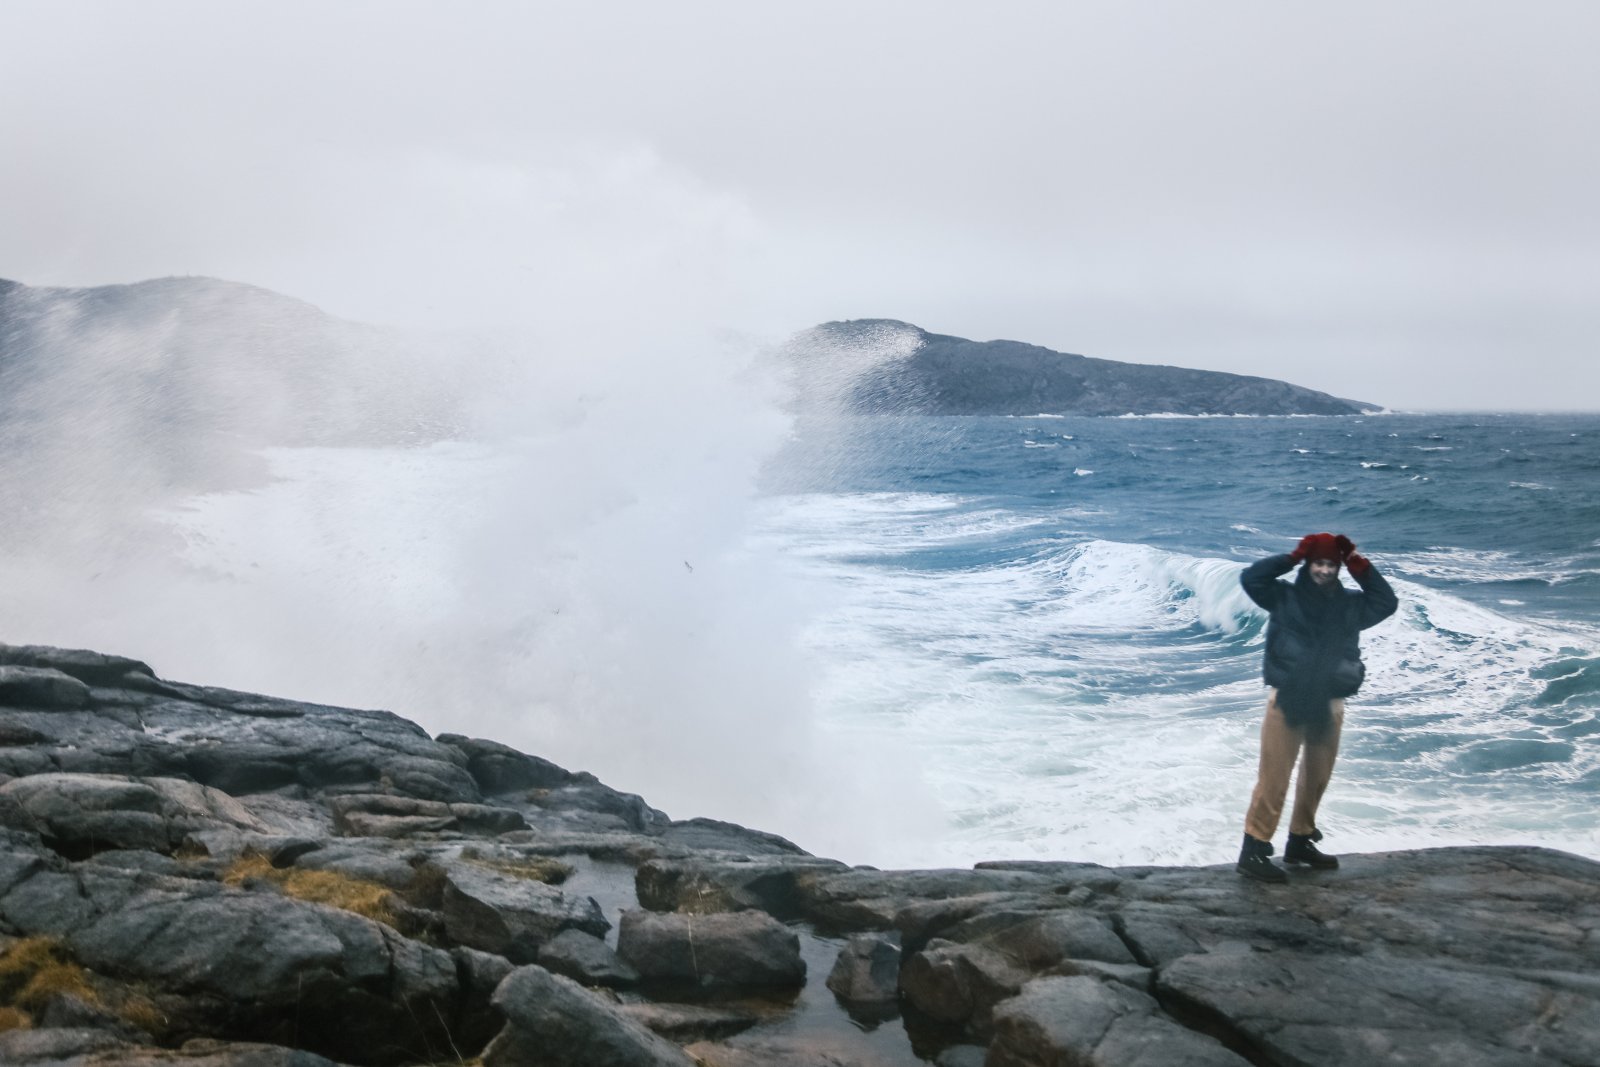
xmin=1285 ymin=829 xmax=1338 ymax=869
xmin=1237 ymin=833 xmax=1287 ymax=883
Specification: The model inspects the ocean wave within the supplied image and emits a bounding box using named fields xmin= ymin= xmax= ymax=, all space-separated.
xmin=1392 ymin=546 xmax=1556 ymax=584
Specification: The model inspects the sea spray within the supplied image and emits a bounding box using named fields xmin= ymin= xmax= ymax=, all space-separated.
xmin=0 ymin=284 xmax=949 ymax=862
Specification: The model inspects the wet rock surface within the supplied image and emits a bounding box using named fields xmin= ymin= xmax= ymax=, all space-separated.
xmin=2 ymin=641 xmax=1597 ymax=1065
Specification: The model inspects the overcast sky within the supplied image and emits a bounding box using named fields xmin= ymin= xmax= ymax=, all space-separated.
xmin=3 ymin=1 xmax=1598 ymax=411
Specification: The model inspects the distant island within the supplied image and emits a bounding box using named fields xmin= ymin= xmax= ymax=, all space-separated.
xmin=793 ymin=318 xmax=1382 ymax=416
xmin=1 ymin=277 xmax=1380 ymax=434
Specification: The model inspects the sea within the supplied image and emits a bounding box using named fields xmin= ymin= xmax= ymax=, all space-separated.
xmin=6 ymin=373 xmax=1598 ymax=870
xmin=757 ymin=410 xmax=1600 ymax=869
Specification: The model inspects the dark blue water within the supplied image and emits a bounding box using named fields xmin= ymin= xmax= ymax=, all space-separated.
xmin=761 ymin=413 xmax=1600 ymax=867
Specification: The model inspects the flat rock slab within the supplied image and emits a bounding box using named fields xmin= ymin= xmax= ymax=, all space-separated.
xmin=618 ymin=908 xmax=806 ymax=991
xmin=795 ymin=868 xmax=1060 ymax=931
xmin=328 ymin=794 xmax=527 ymax=838
xmin=1160 ymin=949 xmax=1600 ymax=1066
xmin=988 ymin=975 xmax=1253 ymax=1067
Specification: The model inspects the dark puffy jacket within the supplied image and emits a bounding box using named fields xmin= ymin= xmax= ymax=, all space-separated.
xmin=1241 ymin=554 xmax=1398 ymax=695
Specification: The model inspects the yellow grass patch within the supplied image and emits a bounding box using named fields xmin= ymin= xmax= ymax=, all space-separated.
xmin=0 ymin=1004 xmax=32 ymax=1032
xmin=0 ymin=936 xmax=99 ymax=1013
xmin=118 ymin=990 xmax=168 ymax=1034
xmin=223 ymin=852 xmax=399 ymax=927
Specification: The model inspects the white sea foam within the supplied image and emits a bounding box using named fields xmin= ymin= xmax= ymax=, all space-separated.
xmin=1393 ymin=546 xmax=1553 ymax=584
xmin=756 ymin=492 xmax=1600 ymax=866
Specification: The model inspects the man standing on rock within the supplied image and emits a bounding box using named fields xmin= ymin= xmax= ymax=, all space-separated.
xmin=1236 ymin=533 xmax=1398 ymax=883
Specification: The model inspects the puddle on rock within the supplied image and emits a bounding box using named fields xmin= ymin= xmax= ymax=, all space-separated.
xmin=559 ymin=855 xmax=948 ymax=1064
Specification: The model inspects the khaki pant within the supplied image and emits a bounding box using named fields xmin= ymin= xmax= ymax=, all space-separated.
xmin=1244 ymin=689 xmax=1344 ymax=842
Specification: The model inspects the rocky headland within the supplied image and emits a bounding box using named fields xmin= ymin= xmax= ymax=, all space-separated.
xmin=2 ymin=643 xmax=1596 ymax=1066
xmin=794 ymin=320 xmax=1381 ymax=417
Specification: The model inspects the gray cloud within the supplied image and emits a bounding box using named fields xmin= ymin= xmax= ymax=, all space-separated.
xmin=3 ymin=0 xmax=1597 ymax=409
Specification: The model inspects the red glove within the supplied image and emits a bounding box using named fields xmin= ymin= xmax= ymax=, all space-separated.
xmin=1290 ymin=534 xmax=1319 ymax=561
xmin=1345 ymin=550 xmax=1372 ymax=577
xmin=1334 ymin=534 xmax=1355 ymax=559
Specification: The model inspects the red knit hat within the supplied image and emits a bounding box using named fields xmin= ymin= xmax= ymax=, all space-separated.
xmin=1301 ymin=532 xmax=1343 ymax=563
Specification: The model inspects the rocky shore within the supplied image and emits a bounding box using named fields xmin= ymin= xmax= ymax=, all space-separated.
xmin=2 ymin=643 xmax=1596 ymax=1066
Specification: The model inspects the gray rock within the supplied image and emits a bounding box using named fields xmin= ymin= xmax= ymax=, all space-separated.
xmin=328 ymin=794 xmax=454 ymax=837
xmin=656 ymin=817 xmax=810 ymax=856
xmin=794 ymin=867 xmax=1058 ymax=932
xmin=525 ymin=776 xmax=670 ymax=833
xmin=825 ymin=933 xmax=901 ymax=1005
xmin=1047 ymin=957 xmax=1154 ymax=990
xmin=537 ymin=927 xmax=640 ymax=987
xmin=972 ymin=910 xmax=1136 ymax=968
xmin=898 ymin=939 xmax=1029 ymax=1029
xmin=7 ymin=644 xmax=1599 ymax=1067
xmin=290 ymin=843 xmax=423 ymax=890
xmin=439 ymin=856 xmax=608 ymax=962
xmin=0 ymin=1027 xmax=135 ymax=1064
xmin=435 ymin=733 xmax=573 ymax=794
xmin=448 ymin=944 xmax=517 ymax=1052
xmin=934 ymin=1046 xmax=988 ymax=1067
xmin=987 ymin=975 xmax=1252 ymax=1067
xmin=617 ymin=1001 xmax=764 ymax=1041
xmin=892 ymin=892 xmax=1062 ymax=953
xmin=78 ymin=848 xmax=193 ymax=877
xmin=1160 ymin=950 xmax=1600 ymax=1067
xmin=617 ymin=908 xmax=806 ymax=991
xmin=0 ymin=843 xmax=460 ymax=1066
xmin=324 ymin=794 xmax=525 ymax=839
xmin=636 ymin=854 xmax=849 ymax=917
xmin=0 ymin=773 xmax=268 ymax=854
xmin=0 ymin=644 xmax=155 ymax=687
xmin=485 ymin=964 xmax=695 ymax=1067
xmin=0 ymin=665 xmax=91 ymax=709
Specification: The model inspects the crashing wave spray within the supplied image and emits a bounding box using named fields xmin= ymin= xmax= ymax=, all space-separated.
xmin=0 ymin=247 xmax=941 ymax=863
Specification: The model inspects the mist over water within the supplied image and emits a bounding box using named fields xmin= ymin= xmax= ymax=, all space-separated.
xmin=0 ymin=183 xmax=945 ymax=863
